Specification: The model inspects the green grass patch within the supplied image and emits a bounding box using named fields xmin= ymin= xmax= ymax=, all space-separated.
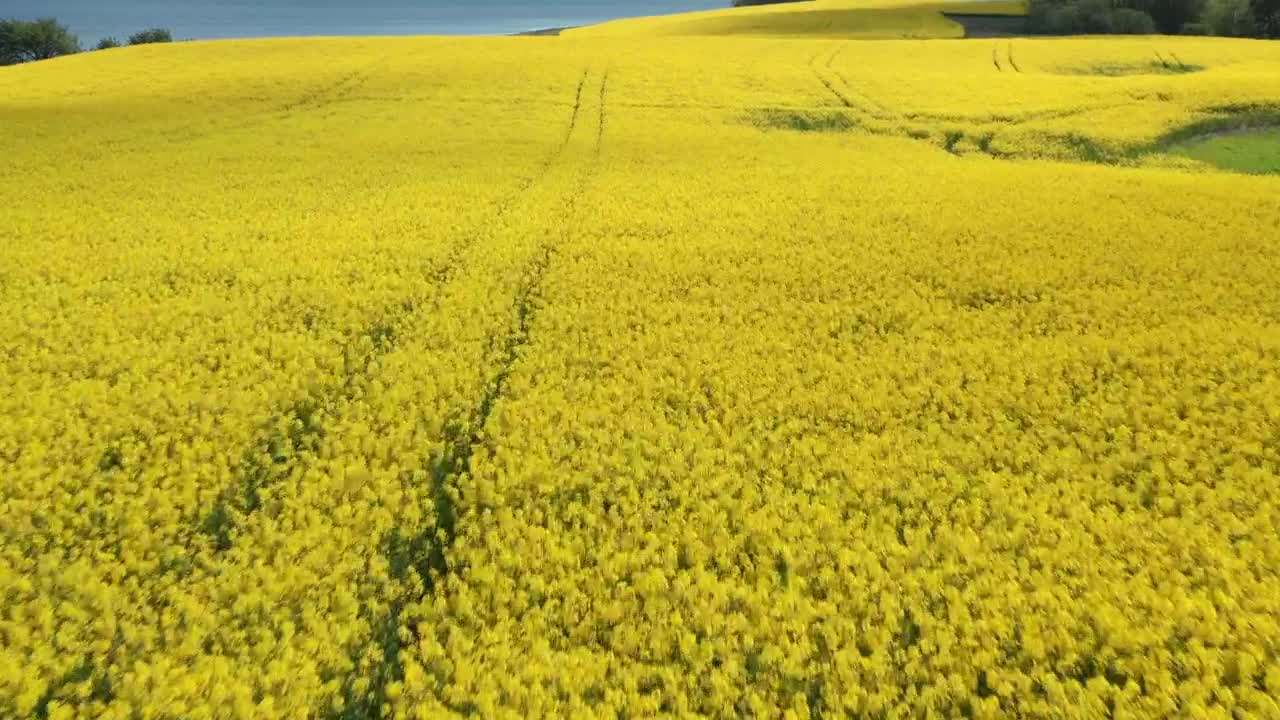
xmin=748 ymin=109 xmax=857 ymax=132
xmin=1169 ymin=128 xmax=1280 ymax=175
xmin=1055 ymin=61 xmax=1203 ymax=77
xmin=1033 ymin=105 xmax=1280 ymax=169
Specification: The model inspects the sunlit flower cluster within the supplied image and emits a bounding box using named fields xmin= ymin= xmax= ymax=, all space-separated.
xmin=2 ymin=14 xmax=1278 ymax=719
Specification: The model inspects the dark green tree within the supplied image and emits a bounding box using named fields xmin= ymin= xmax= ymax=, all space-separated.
xmin=1250 ymin=0 xmax=1280 ymax=35
xmin=96 ymin=36 xmax=123 ymax=50
xmin=1127 ymin=0 xmax=1206 ymax=33
xmin=0 ymin=17 xmax=80 ymax=65
xmin=128 ymin=27 xmax=173 ymax=45
xmin=1028 ymin=0 xmax=1157 ymax=33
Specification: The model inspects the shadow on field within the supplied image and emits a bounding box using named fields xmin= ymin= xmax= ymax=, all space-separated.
xmin=678 ymin=7 xmax=953 ymax=36
xmin=1052 ymin=54 xmax=1204 ymax=76
xmin=942 ymin=12 xmax=1029 ymax=37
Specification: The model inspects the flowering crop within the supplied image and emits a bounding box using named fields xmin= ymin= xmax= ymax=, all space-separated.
xmin=564 ymin=0 xmax=1024 ymax=39
xmin=2 ymin=11 xmax=1279 ymax=720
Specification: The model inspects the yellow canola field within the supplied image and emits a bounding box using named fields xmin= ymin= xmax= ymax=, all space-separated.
xmin=566 ymin=0 xmax=1025 ymax=40
xmin=1 ymin=12 xmax=1279 ymax=720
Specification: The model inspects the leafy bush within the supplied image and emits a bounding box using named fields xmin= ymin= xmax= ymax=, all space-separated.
xmin=1125 ymin=0 xmax=1205 ymax=33
xmin=1112 ymin=6 xmax=1161 ymax=29
xmin=1028 ymin=0 xmax=1260 ymax=33
xmin=95 ymin=36 xmax=122 ymax=50
xmin=0 ymin=17 xmax=80 ymax=65
xmin=128 ymin=27 xmax=173 ymax=45
xmin=1029 ymin=0 xmax=1157 ymax=33
xmin=1027 ymin=0 xmax=1073 ymax=32
xmin=1251 ymin=0 xmax=1280 ymax=35
xmin=1202 ymin=0 xmax=1259 ymax=31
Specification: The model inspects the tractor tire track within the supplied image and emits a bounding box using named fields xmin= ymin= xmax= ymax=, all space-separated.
xmin=596 ymin=68 xmax=610 ymax=156
xmin=810 ymin=44 xmax=896 ymax=123
xmin=555 ymin=69 xmax=591 ymax=158
xmin=332 ymin=67 xmax=609 ymax=720
xmin=826 ymin=47 xmax=898 ymax=122
xmin=804 ymin=44 xmax=1131 ymax=161
xmin=99 ymin=44 xmax=464 ymax=153
xmin=141 ymin=58 xmax=390 ymax=147
xmin=55 ymin=63 xmax=594 ymax=719
xmin=197 ymin=66 xmax=595 ymax=555
xmin=810 ymin=47 xmax=855 ymax=111
xmin=425 ymin=63 xmax=608 ymax=619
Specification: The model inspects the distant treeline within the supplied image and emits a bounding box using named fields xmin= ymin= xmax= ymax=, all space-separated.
xmin=731 ymin=0 xmax=813 ymax=6
xmin=726 ymin=0 xmax=1277 ymax=38
xmin=725 ymin=0 xmax=1276 ymax=36
xmin=1 ymin=18 xmax=173 ymax=66
xmin=1026 ymin=0 xmax=1274 ymax=36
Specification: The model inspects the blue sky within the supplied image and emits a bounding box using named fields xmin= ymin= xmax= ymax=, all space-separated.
xmin=8 ymin=0 xmax=728 ymax=44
